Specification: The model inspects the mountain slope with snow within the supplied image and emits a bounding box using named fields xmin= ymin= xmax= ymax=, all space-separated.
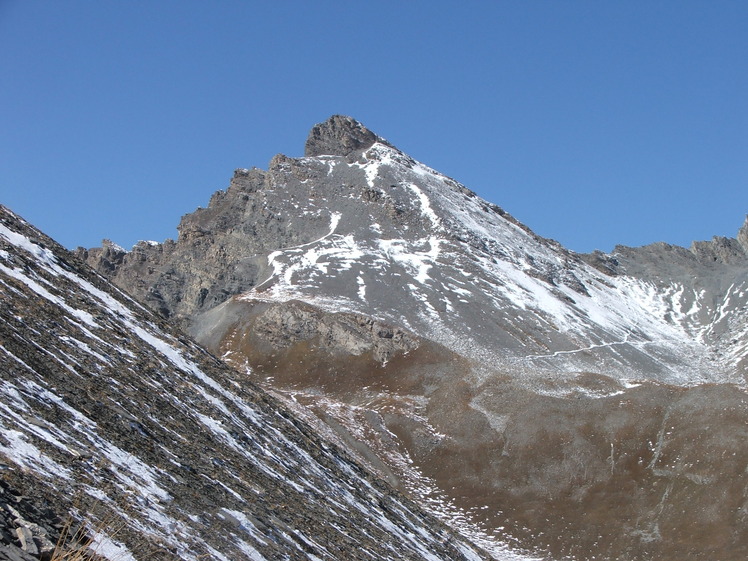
xmin=0 ymin=204 xmax=501 ymax=561
xmin=75 ymin=116 xmax=748 ymax=560
xmin=80 ymin=116 xmax=748 ymax=388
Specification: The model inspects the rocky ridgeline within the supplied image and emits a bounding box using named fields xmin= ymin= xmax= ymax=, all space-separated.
xmin=0 ymin=205 xmax=494 ymax=561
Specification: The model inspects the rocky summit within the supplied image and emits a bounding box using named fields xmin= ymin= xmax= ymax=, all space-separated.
xmin=0 ymin=205 xmax=495 ymax=561
xmin=19 ymin=115 xmax=748 ymax=560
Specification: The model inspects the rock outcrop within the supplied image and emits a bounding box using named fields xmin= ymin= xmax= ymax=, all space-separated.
xmin=304 ymin=114 xmax=386 ymax=158
xmin=1 ymin=480 xmax=58 ymax=561
xmin=736 ymin=215 xmax=748 ymax=254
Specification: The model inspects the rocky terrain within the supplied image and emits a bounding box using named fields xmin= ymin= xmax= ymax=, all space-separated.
xmin=71 ymin=115 xmax=748 ymax=560
xmin=0 ymin=205 xmax=498 ymax=561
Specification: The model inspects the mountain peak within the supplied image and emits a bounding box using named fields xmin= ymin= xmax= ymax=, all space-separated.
xmin=304 ymin=115 xmax=387 ymax=157
xmin=739 ymin=215 xmax=748 ymax=254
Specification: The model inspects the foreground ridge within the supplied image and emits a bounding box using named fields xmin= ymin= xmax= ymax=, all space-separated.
xmin=0 ymin=204 xmax=499 ymax=561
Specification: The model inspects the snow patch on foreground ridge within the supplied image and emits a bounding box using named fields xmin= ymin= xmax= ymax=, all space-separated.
xmin=1 ymin=210 xmax=538 ymax=560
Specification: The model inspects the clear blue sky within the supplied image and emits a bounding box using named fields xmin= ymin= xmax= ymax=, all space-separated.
xmin=2 ymin=1 xmax=746 ymax=253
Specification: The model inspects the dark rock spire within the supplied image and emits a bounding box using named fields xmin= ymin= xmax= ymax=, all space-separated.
xmin=304 ymin=115 xmax=386 ymax=157
xmin=738 ymin=215 xmax=748 ymax=254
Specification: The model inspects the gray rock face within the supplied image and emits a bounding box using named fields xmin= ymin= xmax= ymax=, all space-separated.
xmin=738 ymin=216 xmax=748 ymax=253
xmin=304 ymin=114 xmax=385 ymax=158
xmin=0 ymin=480 xmax=58 ymax=561
xmin=690 ymin=236 xmax=748 ymax=265
xmin=77 ymin=163 xmax=322 ymax=323
xmin=0 ymin=205 xmax=491 ymax=561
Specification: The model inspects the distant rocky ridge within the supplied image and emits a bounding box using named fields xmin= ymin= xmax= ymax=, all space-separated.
xmin=74 ymin=116 xmax=748 ymax=560
xmin=0 ymin=205 xmax=495 ymax=561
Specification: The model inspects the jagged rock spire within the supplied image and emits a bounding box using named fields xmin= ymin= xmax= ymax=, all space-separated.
xmin=738 ymin=215 xmax=748 ymax=254
xmin=304 ymin=115 xmax=385 ymax=157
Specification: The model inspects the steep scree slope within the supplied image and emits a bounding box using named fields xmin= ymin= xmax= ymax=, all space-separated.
xmin=0 ymin=205 xmax=499 ymax=561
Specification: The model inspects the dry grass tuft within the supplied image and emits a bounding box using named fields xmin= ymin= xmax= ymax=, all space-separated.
xmin=49 ymin=510 xmax=123 ymax=561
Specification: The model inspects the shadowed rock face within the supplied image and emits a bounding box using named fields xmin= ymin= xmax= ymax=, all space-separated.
xmin=75 ymin=116 xmax=748 ymax=560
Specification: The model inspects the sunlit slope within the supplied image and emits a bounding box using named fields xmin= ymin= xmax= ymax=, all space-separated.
xmin=0 ymin=205 xmax=494 ymax=561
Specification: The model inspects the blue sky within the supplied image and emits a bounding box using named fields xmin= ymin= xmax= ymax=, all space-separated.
xmin=1 ymin=1 xmax=746 ymax=253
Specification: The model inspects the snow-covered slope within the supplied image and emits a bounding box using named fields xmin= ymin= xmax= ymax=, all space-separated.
xmin=0 ymin=204 xmax=504 ymax=561
xmin=81 ymin=116 xmax=748 ymax=387
xmin=242 ymin=139 xmax=740 ymax=386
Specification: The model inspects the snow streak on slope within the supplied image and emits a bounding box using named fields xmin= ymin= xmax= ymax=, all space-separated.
xmin=0 ymin=206 xmax=502 ymax=561
xmin=242 ymin=143 xmax=735 ymax=386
